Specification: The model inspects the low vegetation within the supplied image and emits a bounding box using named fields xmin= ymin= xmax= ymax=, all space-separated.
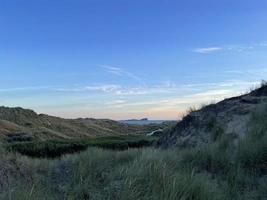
xmin=1 ymin=131 xmax=266 ymax=200
xmin=0 ymin=106 xmax=170 ymax=141
xmin=5 ymin=135 xmax=157 ymax=158
xmin=1 ymin=103 xmax=267 ymax=199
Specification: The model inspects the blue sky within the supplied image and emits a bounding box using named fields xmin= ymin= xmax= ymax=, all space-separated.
xmin=1 ymin=0 xmax=267 ymax=119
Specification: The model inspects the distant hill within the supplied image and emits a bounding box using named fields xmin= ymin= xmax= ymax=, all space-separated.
xmin=120 ymin=118 xmax=176 ymax=125
xmin=0 ymin=106 xmax=168 ymax=142
xmin=158 ymin=83 xmax=267 ymax=148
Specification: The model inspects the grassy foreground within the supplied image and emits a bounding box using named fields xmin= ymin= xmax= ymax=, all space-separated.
xmin=5 ymin=135 xmax=157 ymax=158
xmin=0 ymin=105 xmax=267 ymax=200
xmin=1 ymin=133 xmax=267 ymax=199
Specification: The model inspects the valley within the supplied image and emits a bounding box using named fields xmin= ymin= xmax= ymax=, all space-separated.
xmin=1 ymin=84 xmax=267 ymax=199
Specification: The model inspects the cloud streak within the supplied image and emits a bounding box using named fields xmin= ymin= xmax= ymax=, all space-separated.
xmin=100 ymin=65 xmax=144 ymax=84
xmin=193 ymin=41 xmax=267 ymax=54
xmin=193 ymin=47 xmax=222 ymax=54
xmin=0 ymin=86 xmax=54 ymax=92
xmin=0 ymin=80 xmax=259 ymax=96
xmin=1 ymin=80 xmax=262 ymax=120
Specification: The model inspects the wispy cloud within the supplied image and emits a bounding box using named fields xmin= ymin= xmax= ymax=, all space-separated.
xmin=2 ymin=79 xmax=261 ymax=120
xmin=0 ymin=80 xmax=258 ymax=96
xmin=84 ymin=85 xmax=149 ymax=95
xmin=226 ymin=68 xmax=267 ymax=79
xmin=85 ymin=85 xmax=120 ymax=93
xmin=193 ymin=47 xmax=222 ymax=54
xmin=100 ymin=65 xmax=144 ymax=84
xmin=95 ymin=85 xmax=246 ymax=119
xmin=259 ymin=42 xmax=267 ymax=47
xmin=57 ymin=85 xmax=147 ymax=95
xmin=0 ymin=86 xmax=53 ymax=92
xmin=193 ymin=41 xmax=267 ymax=54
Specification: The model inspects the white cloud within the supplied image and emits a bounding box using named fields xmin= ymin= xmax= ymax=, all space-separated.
xmin=225 ymin=45 xmax=254 ymax=52
xmin=193 ymin=41 xmax=267 ymax=54
xmin=0 ymin=86 xmax=53 ymax=92
xmin=85 ymin=85 xmax=120 ymax=93
xmin=193 ymin=47 xmax=222 ymax=54
xmin=100 ymin=65 xmax=144 ymax=84
xmin=259 ymin=42 xmax=267 ymax=47
xmin=3 ymin=79 xmax=262 ymax=119
xmin=1 ymin=80 xmax=258 ymax=96
xmin=100 ymin=66 xmax=124 ymax=76
xmin=226 ymin=68 xmax=267 ymax=79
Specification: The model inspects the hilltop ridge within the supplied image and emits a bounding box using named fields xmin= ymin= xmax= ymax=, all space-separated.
xmin=158 ymin=83 xmax=267 ymax=148
xmin=0 ymin=106 xmax=166 ymax=142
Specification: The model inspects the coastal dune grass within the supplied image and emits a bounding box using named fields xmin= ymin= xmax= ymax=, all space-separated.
xmin=5 ymin=135 xmax=157 ymax=158
xmin=0 ymin=148 xmax=224 ymax=200
xmin=1 ymin=104 xmax=267 ymax=199
xmin=1 ymin=131 xmax=267 ymax=200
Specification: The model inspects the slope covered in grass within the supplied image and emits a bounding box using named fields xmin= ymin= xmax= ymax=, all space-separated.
xmin=0 ymin=106 xmax=170 ymax=141
xmin=1 ymin=86 xmax=267 ymax=199
xmin=1 ymin=102 xmax=267 ymax=200
xmin=1 ymin=137 xmax=266 ymax=199
xmin=158 ymin=83 xmax=267 ymax=148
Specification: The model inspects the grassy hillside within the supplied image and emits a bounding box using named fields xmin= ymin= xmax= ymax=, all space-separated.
xmin=0 ymin=106 xmax=170 ymax=141
xmin=158 ymin=83 xmax=267 ymax=148
xmin=1 ymin=85 xmax=267 ymax=199
xmin=0 ymin=128 xmax=266 ymax=199
xmin=0 ymin=100 xmax=267 ymax=199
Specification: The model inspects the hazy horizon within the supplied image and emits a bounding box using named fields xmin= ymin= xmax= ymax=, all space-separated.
xmin=1 ymin=0 xmax=267 ymax=120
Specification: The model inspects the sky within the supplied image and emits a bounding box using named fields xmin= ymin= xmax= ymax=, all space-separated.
xmin=1 ymin=0 xmax=267 ymax=120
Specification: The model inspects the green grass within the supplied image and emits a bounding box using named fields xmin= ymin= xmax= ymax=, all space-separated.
xmin=0 ymin=148 xmax=225 ymax=200
xmin=1 ymin=104 xmax=267 ymax=199
xmin=1 ymin=128 xmax=267 ymax=200
xmin=2 ymin=140 xmax=266 ymax=200
xmin=5 ymin=135 xmax=157 ymax=158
